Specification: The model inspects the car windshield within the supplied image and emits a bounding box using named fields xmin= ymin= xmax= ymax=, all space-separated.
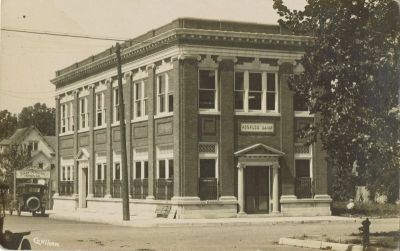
xmin=26 ymin=187 xmax=42 ymax=193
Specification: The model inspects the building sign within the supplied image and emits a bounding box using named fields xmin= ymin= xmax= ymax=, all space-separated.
xmin=240 ymin=123 xmax=274 ymax=133
xmin=16 ymin=169 xmax=50 ymax=179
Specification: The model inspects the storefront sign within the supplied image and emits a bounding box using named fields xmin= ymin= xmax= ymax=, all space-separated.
xmin=240 ymin=122 xmax=274 ymax=133
xmin=16 ymin=169 xmax=50 ymax=179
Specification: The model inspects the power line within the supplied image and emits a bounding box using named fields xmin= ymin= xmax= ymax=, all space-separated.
xmin=1 ymin=27 xmax=129 ymax=42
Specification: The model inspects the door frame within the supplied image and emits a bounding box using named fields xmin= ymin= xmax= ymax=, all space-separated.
xmin=244 ymin=166 xmax=271 ymax=214
xmin=78 ymin=160 xmax=89 ymax=208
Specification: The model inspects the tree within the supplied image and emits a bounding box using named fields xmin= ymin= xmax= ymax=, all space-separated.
xmin=18 ymin=103 xmax=55 ymax=136
xmin=0 ymin=144 xmax=31 ymax=200
xmin=273 ymin=0 xmax=400 ymax=202
xmin=0 ymin=110 xmax=17 ymax=141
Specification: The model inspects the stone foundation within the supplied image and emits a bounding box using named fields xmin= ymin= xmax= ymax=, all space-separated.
xmin=280 ymin=194 xmax=332 ymax=216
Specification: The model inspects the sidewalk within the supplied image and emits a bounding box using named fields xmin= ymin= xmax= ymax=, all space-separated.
xmin=47 ymin=209 xmax=374 ymax=228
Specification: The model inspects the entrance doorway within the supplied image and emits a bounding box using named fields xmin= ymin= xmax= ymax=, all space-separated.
xmin=245 ymin=166 xmax=269 ymax=213
xmin=78 ymin=162 xmax=88 ymax=208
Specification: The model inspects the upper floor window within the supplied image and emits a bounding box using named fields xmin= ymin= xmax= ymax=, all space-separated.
xmin=113 ymin=88 xmax=120 ymax=123
xmin=60 ymin=102 xmax=74 ymax=133
xmin=157 ymin=73 xmax=173 ymax=114
xmin=79 ymin=97 xmax=89 ymax=129
xmin=133 ymin=81 xmax=148 ymax=119
xmin=199 ymin=70 xmax=218 ymax=110
xmin=234 ymin=71 xmax=278 ymax=113
xmin=95 ymin=93 xmax=106 ymax=127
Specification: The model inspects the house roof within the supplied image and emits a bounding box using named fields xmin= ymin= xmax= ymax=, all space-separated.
xmin=43 ymin=136 xmax=56 ymax=150
xmin=0 ymin=126 xmax=55 ymax=152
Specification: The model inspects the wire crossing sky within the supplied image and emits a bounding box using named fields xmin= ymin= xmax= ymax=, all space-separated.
xmin=0 ymin=0 xmax=306 ymax=113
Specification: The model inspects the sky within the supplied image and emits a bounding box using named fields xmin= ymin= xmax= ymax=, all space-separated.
xmin=0 ymin=0 xmax=306 ymax=114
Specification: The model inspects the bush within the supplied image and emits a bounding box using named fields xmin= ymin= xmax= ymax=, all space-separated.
xmin=332 ymin=201 xmax=399 ymax=217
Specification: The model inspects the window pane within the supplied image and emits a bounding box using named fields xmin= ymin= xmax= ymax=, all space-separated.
xmin=159 ymin=160 xmax=166 ymax=178
xmin=135 ymin=162 xmax=141 ymax=179
xmin=144 ymin=161 xmax=149 ymax=178
xmin=168 ymin=94 xmax=173 ymax=112
xmin=114 ymin=89 xmax=119 ymax=105
xmin=235 ymin=92 xmax=244 ymax=110
xmin=144 ymin=81 xmax=148 ymax=98
xmin=159 ymin=95 xmax=165 ymax=113
xmin=248 ymin=92 xmax=262 ymax=110
xmin=97 ymin=113 xmax=102 ymax=126
xmin=296 ymin=159 xmax=310 ymax=177
xmin=267 ymin=73 xmax=276 ymax=91
xmin=136 ymin=101 xmax=141 ymax=117
xmin=135 ymin=83 xmax=141 ymax=100
xmin=168 ymin=160 xmax=174 ymax=178
xmin=97 ymin=164 xmax=102 ymax=180
xmin=199 ymin=70 xmax=215 ymax=89
xmin=144 ymin=100 xmax=148 ymax=115
xmin=294 ymin=93 xmax=308 ymax=111
xmin=115 ymin=163 xmax=121 ymax=180
xmin=266 ymin=93 xmax=275 ymax=110
xmin=158 ymin=76 xmax=165 ymax=94
xmin=235 ymin=72 xmax=244 ymax=90
xmin=199 ymin=90 xmax=215 ymax=109
xmin=200 ymin=159 xmax=216 ymax=178
xmin=249 ymin=73 xmax=262 ymax=91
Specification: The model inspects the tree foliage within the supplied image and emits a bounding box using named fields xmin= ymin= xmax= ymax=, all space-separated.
xmin=17 ymin=103 xmax=55 ymax=136
xmin=273 ymin=0 xmax=400 ymax=202
xmin=0 ymin=144 xmax=31 ymax=189
xmin=0 ymin=110 xmax=17 ymax=141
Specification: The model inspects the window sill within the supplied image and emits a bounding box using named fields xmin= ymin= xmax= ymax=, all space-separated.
xmin=59 ymin=131 xmax=74 ymax=137
xmin=111 ymin=122 xmax=120 ymax=127
xmin=154 ymin=112 xmax=173 ymax=119
xmin=94 ymin=125 xmax=107 ymax=131
xmin=235 ymin=111 xmax=281 ymax=117
xmin=78 ymin=128 xmax=89 ymax=133
xmin=131 ymin=116 xmax=149 ymax=123
xmin=294 ymin=111 xmax=314 ymax=117
xmin=198 ymin=110 xmax=220 ymax=115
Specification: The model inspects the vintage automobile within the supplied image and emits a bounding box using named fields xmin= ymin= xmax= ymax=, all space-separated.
xmin=13 ymin=183 xmax=47 ymax=216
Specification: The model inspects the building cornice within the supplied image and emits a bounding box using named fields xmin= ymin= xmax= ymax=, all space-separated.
xmin=52 ymin=27 xmax=313 ymax=88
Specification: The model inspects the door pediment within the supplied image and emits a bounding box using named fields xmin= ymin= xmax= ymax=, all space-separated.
xmin=75 ymin=148 xmax=89 ymax=161
xmin=234 ymin=143 xmax=284 ymax=157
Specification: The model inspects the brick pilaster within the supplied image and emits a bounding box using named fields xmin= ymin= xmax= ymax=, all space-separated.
xmin=54 ymin=96 xmax=60 ymax=195
xmin=314 ymin=114 xmax=329 ymax=195
xmin=88 ymin=85 xmax=95 ymax=197
xmin=171 ymin=57 xmax=181 ymax=196
xmin=146 ymin=64 xmax=156 ymax=199
xmin=218 ymin=58 xmax=235 ymax=197
xmin=105 ymin=80 xmax=113 ymax=198
xmin=279 ymin=62 xmax=295 ymax=196
xmin=73 ymin=90 xmax=79 ymax=196
xmin=124 ymin=72 xmax=133 ymax=197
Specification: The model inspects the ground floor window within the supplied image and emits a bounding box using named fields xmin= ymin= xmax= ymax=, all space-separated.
xmin=112 ymin=152 xmax=122 ymax=198
xmin=132 ymin=160 xmax=149 ymax=199
xmin=155 ymin=144 xmax=174 ymax=200
xmin=198 ymin=143 xmax=218 ymax=200
xmin=294 ymin=144 xmax=313 ymax=199
xmin=60 ymin=162 xmax=74 ymax=196
xmin=94 ymin=160 xmax=106 ymax=198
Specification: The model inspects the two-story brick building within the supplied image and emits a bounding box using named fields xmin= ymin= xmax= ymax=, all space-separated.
xmin=51 ymin=18 xmax=332 ymax=219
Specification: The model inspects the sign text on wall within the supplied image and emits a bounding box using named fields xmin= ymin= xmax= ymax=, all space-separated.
xmin=240 ymin=122 xmax=274 ymax=133
xmin=16 ymin=169 xmax=50 ymax=179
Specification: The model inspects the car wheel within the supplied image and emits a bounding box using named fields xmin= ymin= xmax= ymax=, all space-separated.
xmin=26 ymin=197 xmax=40 ymax=212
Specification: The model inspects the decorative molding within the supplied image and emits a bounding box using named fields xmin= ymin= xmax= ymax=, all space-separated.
xmin=217 ymin=55 xmax=237 ymax=63
xmin=198 ymin=55 xmax=219 ymax=69
xmin=235 ymin=58 xmax=278 ymax=72
xmin=123 ymin=71 xmax=132 ymax=79
xmin=146 ymin=63 xmax=156 ymax=71
xmin=277 ymin=58 xmax=297 ymax=66
xmin=155 ymin=59 xmax=173 ymax=74
xmin=132 ymin=68 xmax=148 ymax=81
xmin=176 ymin=54 xmax=201 ymax=61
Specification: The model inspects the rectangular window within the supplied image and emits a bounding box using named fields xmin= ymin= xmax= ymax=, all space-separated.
xmin=168 ymin=159 xmax=174 ymax=178
xmin=248 ymin=73 xmax=262 ymax=111
xmin=79 ymin=97 xmax=88 ymax=129
xmin=114 ymin=163 xmax=121 ymax=180
xmin=135 ymin=162 xmax=141 ymax=179
xmin=33 ymin=141 xmax=38 ymax=151
xmin=266 ymin=73 xmax=276 ymax=111
xmin=66 ymin=166 xmax=71 ymax=181
xmin=113 ymin=88 xmax=120 ymax=122
xmin=68 ymin=102 xmax=74 ymax=132
xmin=61 ymin=104 xmax=66 ymax=133
xmin=200 ymin=159 xmax=216 ymax=178
xmin=62 ymin=166 xmax=66 ymax=181
xmin=96 ymin=93 xmax=105 ymax=127
xmin=144 ymin=161 xmax=149 ymax=178
xmin=199 ymin=70 xmax=217 ymax=110
xmin=295 ymin=159 xmax=311 ymax=177
xmin=157 ymin=73 xmax=173 ymax=114
xmin=158 ymin=160 xmax=166 ymax=178
xmin=133 ymin=81 xmax=148 ymax=119
xmin=235 ymin=72 xmax=245 ymax=110
xmin=96 ymin=164 xmax=102 ymax=180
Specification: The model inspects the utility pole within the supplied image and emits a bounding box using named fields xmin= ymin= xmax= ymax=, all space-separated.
xmin=115 ymin=42 xmax=130 ymax=221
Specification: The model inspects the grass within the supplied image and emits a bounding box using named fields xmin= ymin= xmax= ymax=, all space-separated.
xmin=331 ymin=201 xmax=399 ymax=217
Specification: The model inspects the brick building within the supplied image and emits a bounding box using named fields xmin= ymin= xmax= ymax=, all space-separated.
xmin=51 ymin=18 xmax=332 ymax=219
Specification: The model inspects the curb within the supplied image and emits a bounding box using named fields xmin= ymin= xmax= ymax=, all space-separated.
xmin=279 ymin=237 xmax=395 ymax=251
